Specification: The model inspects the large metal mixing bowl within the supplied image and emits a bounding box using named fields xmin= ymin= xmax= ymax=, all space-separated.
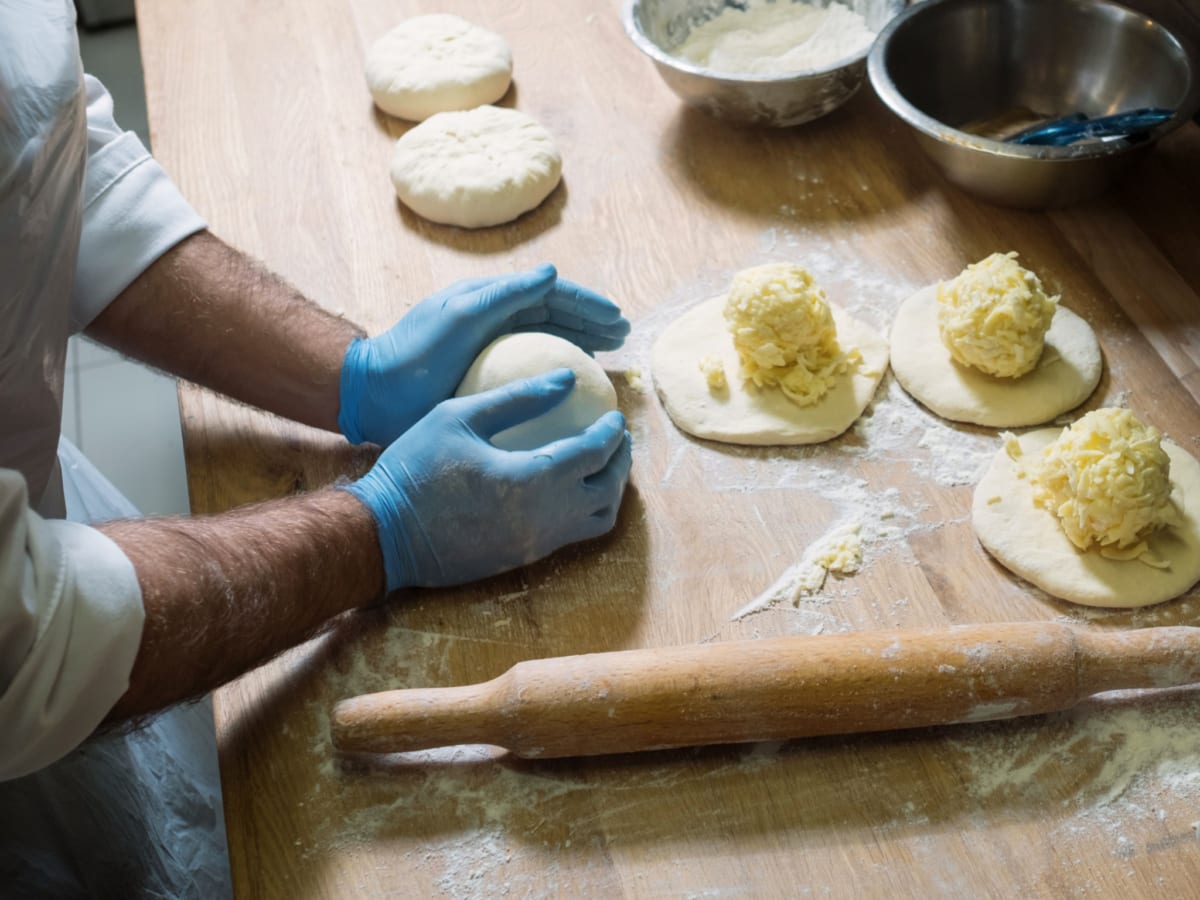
xmin=624 ymin=0 xmax=905 ymax=127
xmin=868 ymin=0 xmax=1200 ymax=208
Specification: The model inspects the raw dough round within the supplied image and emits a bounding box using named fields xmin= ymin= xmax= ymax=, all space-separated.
xmin=972 ymin=429 xmax=1200 ymax=608
xmin=651 ymin=296 xmax=889 ymax=445
xmin=455 ymin=333 xmax=617 ymax=451
xmin=891 ymin=285 xmax=1101 ymax=427
xmin=365 ymin=14 xmax=513 ymax=121
xmin=390 ymin=105 xmax=562 ymax=229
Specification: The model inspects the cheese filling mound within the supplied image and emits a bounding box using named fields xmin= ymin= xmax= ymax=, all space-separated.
xmin=937 ymin=252 xmax=1058 ymax=378
xmin=1006 ymin=408 xmax=1175 ymax=563
xmin=723 ymin=263 xmax=859 ymax=407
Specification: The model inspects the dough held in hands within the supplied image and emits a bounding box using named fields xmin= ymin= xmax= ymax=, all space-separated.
xmin=891 ymin=253 xmax=1101 ymax=427
xmin=972 ymin=408 xmax=1200 ymax=608
xmin=455 ymin=332 xmax=617 ymax=451
xmin=652 ymin=263 xmax=888 ymax=445
xmin=390 ymin=106 xmax=563 ymax=229
xmin=365 ymin=14 xmax=513 ymax=121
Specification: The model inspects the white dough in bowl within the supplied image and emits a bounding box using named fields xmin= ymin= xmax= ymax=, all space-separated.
xmin=390 ymin=106 xmax=563 ymax=229
xmin=455 ymin=333 xmax=618 ymax=451
xmin=365 ymin=14 xmax=513 ymax=121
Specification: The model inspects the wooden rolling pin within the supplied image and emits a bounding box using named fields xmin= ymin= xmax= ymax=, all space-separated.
xmin=331 ymin=622 xmax=1200 ymax=758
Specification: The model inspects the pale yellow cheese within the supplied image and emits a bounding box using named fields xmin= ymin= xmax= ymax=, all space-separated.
xmin=810 ymin=521 xmax=863 ymax=574
xmin=698 ymin=354 xmax=727 ymax=392
xmin=723 ymin=262 xmax=858 ymax=407
xmin=937 ymin=252 xmax=1058 ymax=378
xmin=623 ymin=367 xmax=646 ymax=392
xmin=1004 ymin=408 xmax=1175 ymax=563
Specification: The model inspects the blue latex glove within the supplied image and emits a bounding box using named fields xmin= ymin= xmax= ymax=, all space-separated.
xmin=345 ymin=369 xmax=632 ymax=592
xmin=339 ymin=264 xmax=630 ymax=446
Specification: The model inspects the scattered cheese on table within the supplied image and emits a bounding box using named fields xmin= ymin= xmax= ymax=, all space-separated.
xmin=810 ymin=521 xmax=863 ymax=575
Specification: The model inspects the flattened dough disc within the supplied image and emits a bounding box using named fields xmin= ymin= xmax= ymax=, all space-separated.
xmin=390 ymin=106 xmax=562 ymax=229
xmin=651 ymin=296 xmax=888 ymax=445
xmin=972 ymin=429 xmax=1200 ymax=608
xmin=891 ymin=285 xmax=1101 ymax=427
xmin=365 ymin=14 xmax=512 ymax=121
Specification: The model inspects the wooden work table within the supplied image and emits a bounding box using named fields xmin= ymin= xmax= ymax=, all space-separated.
xmin=137 ymin=1 xmax=1200 ymax=896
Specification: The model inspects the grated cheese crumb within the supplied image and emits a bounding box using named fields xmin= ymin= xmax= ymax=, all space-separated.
xmin=623 ymin=368 xmax=646 ymax=392
xmin=697 ymin=354 xmax=727 ymax=392
xmin=809 ymin=521 xmax=863 ymax=576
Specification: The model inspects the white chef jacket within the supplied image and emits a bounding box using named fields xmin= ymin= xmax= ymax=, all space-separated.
xmin=1 ymin=2 xmax=231 ymax=896
xmin=0 ymin=0 xmax=206 ymax=778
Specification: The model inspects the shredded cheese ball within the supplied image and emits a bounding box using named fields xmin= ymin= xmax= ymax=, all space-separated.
xmin=698 ymin=354 xmax=727 ymax=391
xmin=723 ymin=262 xmax=858 ymax=407
xmin=1006 ymin=408 xmax=1175 ymax=562
xmin=937 ymin=252 xmax=1058 ymax=378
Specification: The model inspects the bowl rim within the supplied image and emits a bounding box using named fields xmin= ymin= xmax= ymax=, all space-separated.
xmin=866 ymin=0 xmax=1200 ymax=162
xmin=621 ymin=0 xmax=900 ymax=82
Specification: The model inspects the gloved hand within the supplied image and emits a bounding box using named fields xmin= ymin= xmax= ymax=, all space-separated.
xmin=345 ymin=369 xmax=632 ymax=592
xmin=338 ymin=264 xmax=630 ymax=447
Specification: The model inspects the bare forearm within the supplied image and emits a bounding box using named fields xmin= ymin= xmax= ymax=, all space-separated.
xmin=86 ymin=230 xmax=363 ymax=432
xmin=98 ymin=489 xmax=384 ymax=722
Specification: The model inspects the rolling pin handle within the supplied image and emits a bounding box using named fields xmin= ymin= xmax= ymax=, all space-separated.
xmin=331 ymin=676 xmax=510 ymax=755
xmin=1074 ymin=626 xmax=1200 ymax=694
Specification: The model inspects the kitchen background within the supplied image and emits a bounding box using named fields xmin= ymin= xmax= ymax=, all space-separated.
xmin=72 ymin=4 xmax=191 ymax=516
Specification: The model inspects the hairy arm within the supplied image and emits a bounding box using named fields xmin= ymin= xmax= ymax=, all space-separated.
xmin=83 ymin=225 xmax=388 ymax=723
xmin=86 ymin=229 xmax=360 ymax=433
xmin=98 ymin=489 xmax=384 ymax=722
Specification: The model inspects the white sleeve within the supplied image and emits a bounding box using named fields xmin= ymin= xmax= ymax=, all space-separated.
xmin=0 ymin=469 xmax=145 ymax=781
xmin=70 ymin=74 xmax=207 ymax=331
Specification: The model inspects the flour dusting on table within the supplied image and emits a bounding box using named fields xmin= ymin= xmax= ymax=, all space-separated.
xmin=734 ymin=520 xmax=863 ymax=618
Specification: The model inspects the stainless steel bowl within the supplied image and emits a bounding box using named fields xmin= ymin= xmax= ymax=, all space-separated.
xmin=868 ymin=0 xmax=1200 ymax=208
xmin=623 ymin=0 xmax=906 ymax=127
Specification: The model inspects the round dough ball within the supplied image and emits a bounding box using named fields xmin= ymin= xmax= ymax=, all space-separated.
xmin=890 ymin=284 xmax=1101 ymax=427
xmin=652 ymin=295 xmax=888 ymax=445
xmin=365 ymin=14 xmax=513 ymax=121
xmin=390 ymin=106 xmax=562 ymax=229
xmin=455 ymin=333 xmax=617 ymax=451
xmin=972 ymin=428 xmax=1200 ymax=608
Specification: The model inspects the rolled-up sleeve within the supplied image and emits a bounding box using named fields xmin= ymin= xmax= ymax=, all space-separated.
xmin=70 ymin=74 xmax=207 ymax=331
xmin=0 ymin=469 xmax=144 ymax=781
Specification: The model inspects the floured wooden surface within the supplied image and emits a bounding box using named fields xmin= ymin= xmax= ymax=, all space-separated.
xmin=137 ymin=0 xmax=1200 ymax=895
